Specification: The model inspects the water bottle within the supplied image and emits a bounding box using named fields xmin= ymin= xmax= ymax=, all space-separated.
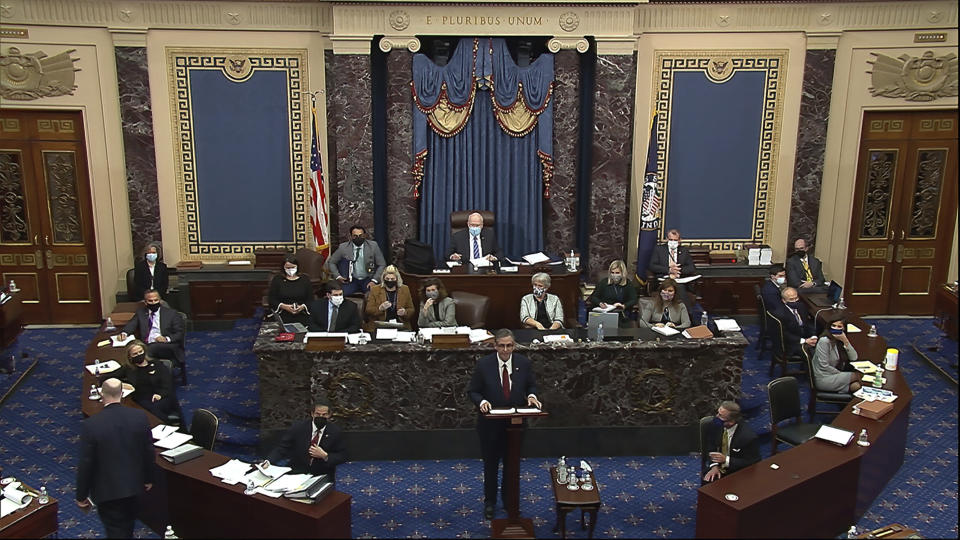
xmin=104 ymin=316 xmax=116 ymax=332
xmin=566 ymin=466 xmax=578 ymax=487
xmin=557 ymin=457 xmax=567 ymax=484
xmin=867 ymin=324 xmax=878 ymax=338
xmin=38 ymin=487 xmax=48 ymax=504
xmin=164 ymin=525 xmax=178 ymax=539
xmin=857 ymin=428 xmax=870 ymax=447
xmin=846 ymin=525 xmax=857 ymax=538
xmin=596 ymin=323 xmax=604 ymax=342
xmin=872 ymin=368 xmax=883 ymax=388
xmin=8 ymin=280 xmax=17 ymax=292
xmin=94 ymin=360 xmax=101 ymax=377
xmin=89 ymin=384 xmax=100 ymax=400
xmin=701 ymin=310 xmax=708 ymax=327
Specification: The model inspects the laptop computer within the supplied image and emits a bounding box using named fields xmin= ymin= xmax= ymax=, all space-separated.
xmin=587 ymin=312 xmax=619 ymax=341
xmin=273 ymin=310 xmax=308 ymax=334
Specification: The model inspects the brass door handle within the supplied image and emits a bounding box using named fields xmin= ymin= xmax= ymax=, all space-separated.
xmin=45 ymin=249 xmax=54 ymax=270
xmin=895 ymin=245 xmax=904 ymax=263
xmin=886 ymin=244 xmax=894 ymax=263
xmin=44 ymin=234 xmax=50 ymax=245
xmin=900 ymin=230 xmax=905 ymax=240
xmin=33 ymin=234 xmax=39 ymax=246
xmin=35 ymin=250 xmax=43 ymax=269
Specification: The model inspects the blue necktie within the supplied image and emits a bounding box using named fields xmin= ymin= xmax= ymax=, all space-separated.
xmin=472 ymin=236 xmax=480 ymax=259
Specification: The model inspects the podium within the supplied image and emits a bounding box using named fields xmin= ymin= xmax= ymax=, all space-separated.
xmin=483 ymin=408 xmax=548 ymax=538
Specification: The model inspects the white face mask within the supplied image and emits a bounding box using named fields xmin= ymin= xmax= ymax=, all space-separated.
xmin=285 ymin=267 xmax=298 ymax=277
xmin=667 ymin=240 xmax=679 ymax=250
xmin=329 ymin=295 xmax=344 ymax=306
xmin=609 ymin=273 xmax=622 ymax=281
xmin=145 ymin=253 xmax=158 ymax=263
xmin=775 ymin=276 xmax=786 ymax=286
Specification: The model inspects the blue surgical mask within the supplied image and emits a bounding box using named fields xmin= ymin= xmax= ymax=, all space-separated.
xmin=469 ymin=226 xmax=482 ymax=237
xmin=830 ymin=327 xmax=844 ymax=335
xmin=712 ymin=417 xmax=724 ymax=428
xmin=146 ymin=253 xmax=158 ymax=263
xmin=775 ymin=276 xmax=786 ymax=286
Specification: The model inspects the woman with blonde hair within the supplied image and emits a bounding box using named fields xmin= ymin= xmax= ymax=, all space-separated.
xmin=365 ymin=265 xmax=414 ymax=331
xmin=115 ymin=339 xmax=182 ymax=422
xmin=587 ymin=259 xmax=638 ymax=327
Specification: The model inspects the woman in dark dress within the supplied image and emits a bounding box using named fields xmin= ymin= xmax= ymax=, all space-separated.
xmin=118 ymin=340 xmax=183 ymax=422
xmin=268 ymin=255 xmax=314 ymax=327
xmin=587 ymin=259 xmax=639 ymax=327
xmin=132 ymin=242 xmax=169 ymax=301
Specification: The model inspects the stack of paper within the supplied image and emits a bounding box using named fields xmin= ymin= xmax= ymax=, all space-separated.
xmin=376 ymin=328 xmax=398 ymax=340
xmin=470 ymin=257 xmax=493 ymax=268
xmin=850 ymin=361 xmax=878 ymax=374
xmin=111 ymin=334 xmax=135 ymax=347
xmin=814 ymin=425 xmax=854 ymax=446
xmin=748 ymin=248 xmax=761 ymax=265
xmin=154 ymin=431 xmax=193 ymax=450
xmin=210 ymin=459 xmax=253 ymax=485
xmin=489 ymin=408 xmax=516 ymax=415
xmin=151 ymin=424 xmax=180 ymax=440
xmin=84 ymin=360 xmax=121 ymax=375
xmin=543 ymin=334 xmax=572 ymax=343
xmin=760 ymin=247 xmax=772 ymax=265
xmin=469 ymin=329 xmax=493 ymax=343
xmin=651 ymin=325 xmax=681 ymax=336
xmin=713 ymin=319 xmax=742 ymax=332
xmin=522 ymin=252 xmax=550 ymax=265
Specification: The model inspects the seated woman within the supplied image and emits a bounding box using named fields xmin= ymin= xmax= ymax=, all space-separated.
xmin=587 ymin=259 xmax=638 ymax=327
xmin=116 ymin=340 xmax=183 ymax=422
xmin=520 ymin=272 xmax=564 ymax=330
xmin=418 ymin=277 xmax=457 ymax=328
xmin=812 ymin=318 xmax=862 ymax=393
xmin=131 ymin=242 xmax=169 ymax=301
xmin=365 ymin=265 xmax=414 ymax=332
xmin=639 ymin=278 xmax=691 ymax=329
xmin=268 ymin=255 xmax=314 ymax=327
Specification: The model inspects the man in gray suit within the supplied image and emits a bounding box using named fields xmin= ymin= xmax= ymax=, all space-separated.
xmin=325 ymin=225 xmax=387 ymax=296
xmin=786 ymin=238 xmax=827 ymax=294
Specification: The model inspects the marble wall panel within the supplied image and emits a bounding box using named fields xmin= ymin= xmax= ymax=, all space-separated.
xmin=115 ymin=47 xmax=160 ymax=258
xmin=544 ymin=50 xmax=580 ymax=258
xmin=788 ymin=49 xmax=836 ymax=248
xmin=588 ymin=54 xmax=637 ymax=278
xmin=325 ymin=51 xmax=374 ymax=243
xmin=385 ymin=51 xmax=417 ymax=263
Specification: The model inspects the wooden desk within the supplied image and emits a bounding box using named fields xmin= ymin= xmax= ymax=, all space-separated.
xmin=934 ymin=284 xmax=958 ymax=340
xmin=695 ymin=325 xmax=911 ymax=538
xmin=0 ymin=482 xmax=57 ymax=539
xmin=401 ymin=267 xmax=581 ymax=330
xmin=698 ymin=264 xmax=771 ymax=316
xmin=549 ymin=466 xmax=601 ymax=539
xmin=0 ymin=292 xmax=24 ymax=350
xmin=176 ymin=265 xmax=272 ymax=322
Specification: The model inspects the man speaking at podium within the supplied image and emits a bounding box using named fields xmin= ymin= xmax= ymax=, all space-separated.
xmin=467 ymin=329 xmax=541 ymax=520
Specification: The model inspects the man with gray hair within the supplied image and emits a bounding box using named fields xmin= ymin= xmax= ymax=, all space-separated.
xmin=448 ymin=212 xmax=501 ymax=262
xmin=76 ymin=378 xmax=154 ymax=538
xmin=702 ymin=400 xmax=760 ymax=484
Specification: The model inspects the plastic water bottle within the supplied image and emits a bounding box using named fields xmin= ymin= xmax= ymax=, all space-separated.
xmin=857 ymin=428 xmax=870 ymax=447
xmin=701 ymin=310 xmax=708 ymax=327
xmin=872 ymin=368 xmax=883 ymax=388
xmin=164 ymin=525 xmax=178 ymax=539
xmin=94 ymin=360 xmax=101 ymax=377
xmin=557 ymin=457 xmax=567 ymax=484
xmin=89 ymin=384 xmax=100 ymax=400
xmin=104 ymin=316 xmax=116 ymax=332
xmin=38 ymin=487 xmax=48 ymax=504
xmin=8 ymin=280 xmax=17 ymax=292
xmin=846 ymin=525 xmax=857 ymax=538
xmin=596 ymin=323 xmax=604 ymax=342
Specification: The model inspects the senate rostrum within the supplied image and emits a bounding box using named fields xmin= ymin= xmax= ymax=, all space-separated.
xmin=0 ymin=0 xmax=956 ymax=538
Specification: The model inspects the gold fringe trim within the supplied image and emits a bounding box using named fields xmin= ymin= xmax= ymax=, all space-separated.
xmin=538 ymin=150 xmax=554 ymax=199
xmin=412 ymin=148 xmax=427 ymax=199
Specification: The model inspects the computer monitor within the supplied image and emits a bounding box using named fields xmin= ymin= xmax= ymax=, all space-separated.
xmin=587 ymin=312 xmax=619 ymax=340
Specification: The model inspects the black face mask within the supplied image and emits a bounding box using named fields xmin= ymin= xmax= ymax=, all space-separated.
xmin=786 ymin=301 xmax=801 ymax=309
xmin=383 ymin=280 xmax=397 ymax=289
xmin=147 ymin=302 xmax=161 ymax=312
xmin=352 ymin=237 xmax=364 ymax=247
xmin=313 ymin=417 xmax=327 ymax=430
xmin=130 ymin=353 xmax=147 ymax=365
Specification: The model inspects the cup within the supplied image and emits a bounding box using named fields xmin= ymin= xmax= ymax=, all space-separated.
xmin=885 ymin=348 xmax=899 ymax=371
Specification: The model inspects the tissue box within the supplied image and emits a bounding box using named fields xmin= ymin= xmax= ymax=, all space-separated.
xmin=856 ymin=399 xmax=893 ymax=420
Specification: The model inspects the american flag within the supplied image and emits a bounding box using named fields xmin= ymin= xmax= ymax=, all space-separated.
xmin=309 ymin=99 xmax=330 ymax=257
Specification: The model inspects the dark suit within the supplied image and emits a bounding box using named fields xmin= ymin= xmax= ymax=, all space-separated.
xmin=771 ymin=300 xmax=815 ymax=356
xmin=760 ymin=279 xmax=784 ymax=312
xmin=131 ymin=259 xmax=169 ymax=301
xmin=76 ymin=403 xmax=154 ymax=538
xmin=701 ymin=421 xmax=761 ymax=481
xmin=308 ymin=298 xmax=362 ymax=333
xmin=786 ymin=253 xmax=827 ymax=293
xmin=122 ymin=304 xmax=185 ymax=367
xmin=267 ymin=419 xmax=347 ymax=482
xmin=467 ymin=352 xmax=538 ymax=506
xmin=648 ymin=244 xmax=696 ymax=277
xmin=115 ymin=361 xmax=182 ymax=421
xmin=448 ymin=227 xmax=502 ymax=261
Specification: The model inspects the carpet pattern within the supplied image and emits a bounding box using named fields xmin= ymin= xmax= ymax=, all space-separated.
xmin=0 ymin=317 xmax=955 ymax=538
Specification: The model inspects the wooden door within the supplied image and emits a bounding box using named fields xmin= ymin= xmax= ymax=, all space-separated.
xmin=0 ymin=110 xmax=101 ymax=323
xmin=846 ymin=110 xmax=958 ymax=315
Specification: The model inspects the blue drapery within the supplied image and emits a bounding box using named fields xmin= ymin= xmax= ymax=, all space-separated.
xmin=412 ymin=38 xmax=554 ymax=260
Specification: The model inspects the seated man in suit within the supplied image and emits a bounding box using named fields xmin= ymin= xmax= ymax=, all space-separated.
xmin=786 ymin=238 xmax=827 ymax=294
xmin=448 ymin=212 xmax=501 ymax=263
xmin=702 ymin=401 xmax=760 ymax=484
xmin=119 ymin=289 xmax=185 ymax=374
xmin=308 ymin=281 xmax=362 ymax=333
xmin=761 ymin=263 xmax=787 ymax=310
xmin=265 ymin=401 xmax=347 ymax=484
xmin=325 ymin=225 xmax=387 ymax=296
xmin=772 ymin=287 xmax=818 ymax=356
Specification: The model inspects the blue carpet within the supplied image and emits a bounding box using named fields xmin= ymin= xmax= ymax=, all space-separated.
xmin=0 ymin=318 xmax=955 ymax=538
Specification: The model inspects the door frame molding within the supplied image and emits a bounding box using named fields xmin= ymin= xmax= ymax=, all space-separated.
xmin=818 ymin=28 xmax=958 ymax=295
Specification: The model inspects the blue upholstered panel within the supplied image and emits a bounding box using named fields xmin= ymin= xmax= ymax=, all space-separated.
xmin=664 ymin=70 xmax=765 ymax=240
xmin=190 ymin=69 xmax=293 ymax=242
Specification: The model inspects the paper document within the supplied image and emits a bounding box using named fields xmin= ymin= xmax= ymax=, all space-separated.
xmin=814 ymin=425 xmax=854 ymax=446
xmin=850 ymin=361 xmax=878 ymax=374
xmin=651 ymin=325 xmax=681 ymax=336
xmin=393 ymin=331 xmax=416 ymax=343
xmin=210 ymin=460 xmax=252 ymax=484
xmin=580 ymin=460 xmax=593 ymax=472
xmin=591 ymin=305 xmax=617 ymax=313
xmin=455 ymin=326 xmax=472 ymax=334
xmin=505 ymin=258 xmax=530 ymax=266
xmin=260 ymin=473 xmax=316 ymax=494
xmin=1 ymin=484 xmax=32 ymax=518
xmin=674 ymin=274 xmax=702 ymax=284
xmin=255 ymin=462 xmax=292 ymax=479
xmin=499 ymin=266 xmax=519 ymax=273
xmin=154 ymin=431 xmax=193 ymax=450
xmin=376 ymin=328 xmax=398 ymax=340
xmin=151 ymin=424 xmax=180 ymax=440
xmin=542 ymin=334 xmax=572 ymax=343
xmin=446 ymin=261 xmax=462 ymax=268
xmin=861 ymin=374 xmax=886 ymax=385
xmin=111 ymin=334 xmax=135 ymax=347
xmin=522 ymin=252 xmax=550 ymax=265
xmin=470 ymin=257 xmax=492 ymax=268
xmin=85 ymin=360 xmax=121 ymax=375
xmin=346 ymin=332 xmax=371 ymax=345
xmin=516 ymin=407 xmax=541 ymax=414
xmin=846 ymin=324 xmax=862 ymax=333
xmin=469 ymin=329 xmax=493 ymax=343
xmin=713 ymin=319 xmax=742 ymax=332
xmin=854 ymin=387 xmax=897 ymax=402
xmin=96 ymin=339 xmax=111 ymax=347
xmin=227 ymin=260 xmax=252 ymax=265
xmin=489 ymin=408 xmax=516 ymax=415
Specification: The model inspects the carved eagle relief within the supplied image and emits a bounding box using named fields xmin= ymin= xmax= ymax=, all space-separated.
xmin=867 ymin=51 xmax=958 ymax=102
xmin=0 ymin=47 xmax=80 ymax=100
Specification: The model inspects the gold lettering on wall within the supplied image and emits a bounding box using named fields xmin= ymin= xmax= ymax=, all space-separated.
xmin=424 ymin=15 xmax=544 ymax=27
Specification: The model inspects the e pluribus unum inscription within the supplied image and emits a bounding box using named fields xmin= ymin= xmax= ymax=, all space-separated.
xmin=424 ymin=15 xmax=545 ymax=27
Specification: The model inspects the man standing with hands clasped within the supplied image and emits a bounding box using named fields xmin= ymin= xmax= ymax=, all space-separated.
xmin=468 ymin=329 xmax=541 ymax=520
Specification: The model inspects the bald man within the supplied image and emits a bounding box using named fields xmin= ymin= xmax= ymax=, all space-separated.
xmin=448 ymin=212 xmax=502 ymax=262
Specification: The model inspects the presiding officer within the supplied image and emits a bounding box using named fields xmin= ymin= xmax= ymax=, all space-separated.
xmin=448 ymin=212 xmax=501 ymax=262
xmin=467 ymin=329 xmax=541 ymax=520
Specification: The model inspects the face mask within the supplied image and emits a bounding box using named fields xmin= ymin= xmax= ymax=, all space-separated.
xmin=352 ymin=237 xmax=364 ymax=247
xmin=384 ymin=280 xmax=397 ymax=289
xmin=775 ymin=276 xmax=786 ymax=285
xmin=786 ymin=301 xmax=800 ymax=309
xmin=660 ymin=291 xmax=674 ymax=301
xmin=145 ymin=253 xmax=158 ymax=263
xmin=712 ymin=416 xmax=725 ymax=429
xmin=285 ymin=267 xmax=297 ymax=277
xmin=609 ymin=273 xmax=622 ymax=281
xmin=667 ymin=240 xmax=679 ymax=250
xmin=795 ymin=248 xmax=806 ymax=255
xmin=330 ymin=295 xmax=344 ymax=307
xmin=130 ymin=353 xmax=146 ymax=365
xmin=426 ymin=290 xmax=439 ymax=300
xmin=468 ymin=226 xmax=482 ymax=237
xmin=830 ymin=327 xmax=844 ymax=335
xmin=147 ymin=302 xmax=161 ymax=312
xmin=533 ymin=286 xmax=545 ymax=297
xmin=313 ymin=417 xmax=327 ymax=430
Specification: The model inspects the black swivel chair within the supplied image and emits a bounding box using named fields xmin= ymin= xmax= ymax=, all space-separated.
xmin=801 ymin=344 xmax=854 ymax=422
xmin=766 ymin=310 xmax=807 ymax=378
xmin=767 ymin=376 xmax=821 ymax=455
xmin=190 ymin=408 xmax=219 ymax=451
xmin=698 ymin=415 xmax=714 ymax=485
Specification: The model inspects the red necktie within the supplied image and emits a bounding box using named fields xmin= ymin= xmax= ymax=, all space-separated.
xmin=308 ymin=429 xmax=320 ymax=465
xmin=501 ymin=364 xmax=511 ymax=401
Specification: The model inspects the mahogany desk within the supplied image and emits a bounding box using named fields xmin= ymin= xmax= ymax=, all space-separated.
xmin=0 ymin=482 xmax=57 ymax=539
xmin=695 ymin=321 xmax=911 ymax=538
xmin=0 ymin=292 xmax=23 ymax=350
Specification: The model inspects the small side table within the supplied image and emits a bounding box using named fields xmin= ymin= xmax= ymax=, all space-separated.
xmin=549 ymin=466 xmax=601 ymax=539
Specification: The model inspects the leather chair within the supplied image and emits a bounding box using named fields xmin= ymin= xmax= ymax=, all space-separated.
xmin=697 ymin=415 xmax=714 ymax=484
xmin=802 ymin=344 xmax=853 ymax=422
xmin=766 ymin=310 xmax=806 ymax=378
xmin=295 ymin=247 xmax=328 ymax=284
xmin=190 ymin=408 xmax=219 ymax=451
xmin=767 ymin=376 xmax=821 ymax=454
xmin=450 ymin=291 xmax=490 ymax=329
xmin=753 ymin=284 xmax=773 ymax=358
xmin=449 ymin=210 xmax=495 ymax=237
xmin=126 ymin=268 xmax=138 ymax=302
